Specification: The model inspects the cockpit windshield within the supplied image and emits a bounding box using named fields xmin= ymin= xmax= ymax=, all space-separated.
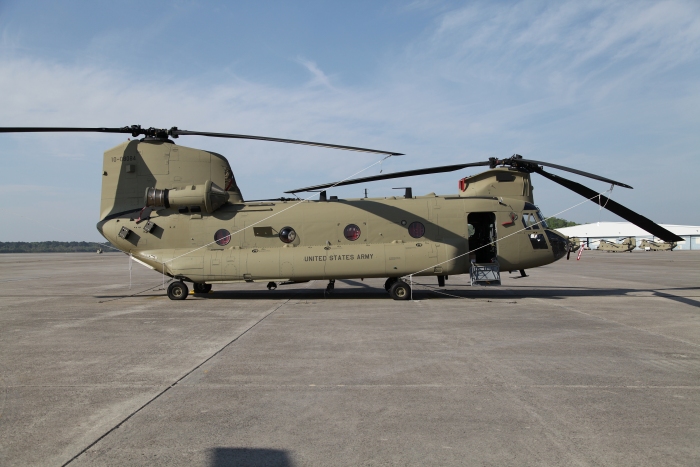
xmin=536 ymin=210 xmax=549 ymax=228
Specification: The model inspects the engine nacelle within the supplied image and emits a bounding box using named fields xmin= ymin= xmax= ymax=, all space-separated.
xmin=145 ymin=180 xmax=229 ymax=214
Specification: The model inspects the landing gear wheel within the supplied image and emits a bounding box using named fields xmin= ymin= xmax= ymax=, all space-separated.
xmin=389 ymin=280 xmax=411 ymax=300
xmin=193 ymin=283 xmax=211 ymax=294
xmin=326 ymin=279 xmax=335 ymax=292
xmin=167 ymin=281 xmax=189 ymax=300
xmin=384 ymin=277 xmax=398 ymax=292
xmin=267 ymin=282 xmax=277 ymax=290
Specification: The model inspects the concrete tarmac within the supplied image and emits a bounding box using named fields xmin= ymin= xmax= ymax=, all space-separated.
xmin=0 ymin=251 xmax=698 ymax=466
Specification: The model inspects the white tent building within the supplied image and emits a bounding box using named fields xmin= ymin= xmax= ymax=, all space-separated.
xmin=557 ymin=222 xmax=700 ymax=250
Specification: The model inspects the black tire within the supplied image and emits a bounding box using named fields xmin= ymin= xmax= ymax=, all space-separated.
xmin=389 ymin=280 xmax=411 ymax=300
xmin=384 ymin=277 xmax=398 ymax=292
xmin=193 ymin=283 xmax=212 ymax=294
xmin=167 ymin=281 xmax=189 ymax=300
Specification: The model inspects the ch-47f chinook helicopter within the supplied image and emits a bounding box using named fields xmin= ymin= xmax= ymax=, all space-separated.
xmin=597 ymin=237 xmax=637 ymax=252
xmin=640 ymin=238 xmax=678 ymax=251
xmin=1 ymin=125 xmax=684 ymax=300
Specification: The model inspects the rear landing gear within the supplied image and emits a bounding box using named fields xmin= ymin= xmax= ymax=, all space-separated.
xmin=193 ymin=283 xmax=212 ymax=294
xmin=267 ymin=282 xmax=277 ymax=290
xmin=167 ymin=281 xmax=189 ymax=300
xmin=384 ymin=277 xmax=398 ymax=291
xmin=389 ymin=280 xmax=411 ymax=300
xmin=326 ymin=279 xmax=335 ymax=292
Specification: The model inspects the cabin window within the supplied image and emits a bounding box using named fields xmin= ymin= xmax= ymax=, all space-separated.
xmin=408 ymin=221 xmax=425 ymax=238
xmin=344 ymin=224 xmax=361 ymax=241
xmin=214 ymin=229 xmax=231 ymax=246
xmin=279 ymin=227 xmax=297 ymax=243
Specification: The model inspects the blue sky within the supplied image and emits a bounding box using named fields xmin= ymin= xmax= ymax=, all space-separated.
xmin=1 ymin=0 xmax=698 ymax=241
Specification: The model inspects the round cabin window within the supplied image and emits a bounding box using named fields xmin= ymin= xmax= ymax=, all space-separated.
xmin=279 ymin=226 xmax=297 ymax=243
xmin=214 ymin=229 xmax=231 ymax=246
xmin=344 ymin=224 xmax=361 ymax=241
xmin=408 ymin=221 xmax=425 ymax=238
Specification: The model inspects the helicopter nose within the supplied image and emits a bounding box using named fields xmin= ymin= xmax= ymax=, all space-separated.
xmin=545 ymin=230 xmax=569 ymax=260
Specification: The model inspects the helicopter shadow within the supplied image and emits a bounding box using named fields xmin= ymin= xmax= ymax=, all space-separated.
xmin=190 ymin=288 xmax=388 ymax=301
xmin=209 ymin=447 xmax=293 ymax=467
xmin=383 ymin=283 xmax=697 ymax=306
xmin=94 ymin=285 xmax=700 ymax=307
xmin=339 ymin=279 xmax=374 ymax=289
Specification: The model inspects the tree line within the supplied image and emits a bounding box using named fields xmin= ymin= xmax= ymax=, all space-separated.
xmin=545 ymin=217 xmax=579 ymax=229
xmin=0 ymin=241 xmax=118 ymax=253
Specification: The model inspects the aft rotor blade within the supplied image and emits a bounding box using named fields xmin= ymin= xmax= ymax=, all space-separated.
xmin=517 ymin=158 xmax=633 ymax=189
xmin=0 ymin=127 xmax=135 ymax=134
xmin=536 ymin=168 xmax=683 ymax=243
xmin=286 ymin=161 xmax=492 ymax=193
xmin=0 ymin=126 xmax=403 ymax=156
xmin=172 ymin=129 xmax=403 ymax=156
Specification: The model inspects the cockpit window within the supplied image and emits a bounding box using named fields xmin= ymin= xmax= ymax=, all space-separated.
xmin=522 ymin=211 xmax=548 ymax=230
xmin=224 ymin=166 xmax=234 ymax=191
xmin=522 ymin=213 xmax=540 ymax=230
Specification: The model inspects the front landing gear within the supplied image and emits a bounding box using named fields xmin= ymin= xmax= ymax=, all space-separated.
xmin=167 ymin=281 xmax=189 ymax=300
xmin=326 ymin=279 xmax=335 ymax=292
xmin=388 ymin=280 xmax=411 ymax=300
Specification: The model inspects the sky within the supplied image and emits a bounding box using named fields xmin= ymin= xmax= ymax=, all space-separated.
xmin=1 ymin=0 xmax=698 ymax=242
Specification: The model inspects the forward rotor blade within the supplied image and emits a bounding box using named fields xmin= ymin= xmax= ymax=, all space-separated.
xmin=285 ymin=161 xmax=492 ymax=193
xmin=536 ymin=168 xmax=683 ymax=243
xmin=517 ymin=158 xmax=632 ymax=189
xmin=171 ymin=129 xmax=402 ymax=155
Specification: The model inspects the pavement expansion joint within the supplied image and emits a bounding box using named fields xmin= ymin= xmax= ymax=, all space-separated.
xmin=535 ymin=298 xmax=700 ymax=349
xmin=171 ymin=383 xmax=700 ymax=390
xmin=58 ymin=299 xmax=289 ymax=467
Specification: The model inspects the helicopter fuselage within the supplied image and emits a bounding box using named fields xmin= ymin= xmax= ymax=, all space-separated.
xmin=98 ymin=194 xmax=569 ymax=283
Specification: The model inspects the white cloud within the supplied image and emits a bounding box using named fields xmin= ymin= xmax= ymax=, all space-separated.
xmin=0 ymin=0 xmax=699 ymax=241
xmin=421 ymin=0 xmax=700 ymax=99
xmin=295 ymin=57 xmax=336 ymax=90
